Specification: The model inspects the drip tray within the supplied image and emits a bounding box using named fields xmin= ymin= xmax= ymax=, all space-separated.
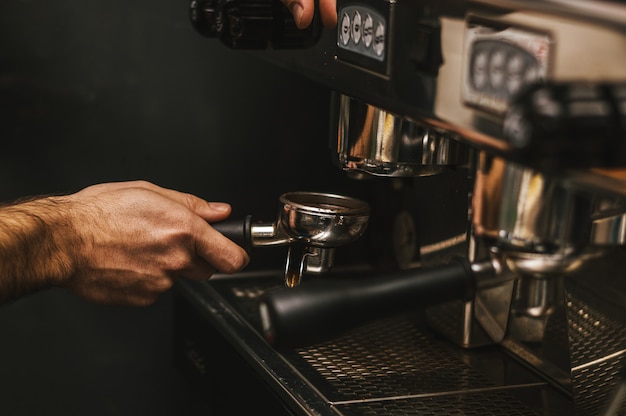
xmin=175 ymin=273 xmax=573 ymax=415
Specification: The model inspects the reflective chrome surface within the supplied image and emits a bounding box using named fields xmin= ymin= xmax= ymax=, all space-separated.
xmin=249 ymin=192 xmax=370 ymax=287
xmin=278 ymin=192 xmax=370 ymax=247
xmin=472 ymin=153 xmax=626 ymax=275
xmin=473 ymin=154 xmax=585 ymax=254
xmin=334 ymin=94 xmax=470 ymax=177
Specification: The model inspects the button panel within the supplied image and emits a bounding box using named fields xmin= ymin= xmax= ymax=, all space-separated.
xmin=462 ymin=22 xmax=551 ymax=115
xmin=337 ymin=5 xmax=386 ymax=62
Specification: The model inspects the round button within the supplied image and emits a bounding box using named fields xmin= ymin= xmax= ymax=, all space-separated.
xmin=489 ymin=49 xmax=506 ymax=89
xmin=351 ymin=11 xmax=362 ymax=44
xmin=373 ymin=22 xmax=385 ymax=57
xmin=472 ymin=50 xmax=488 ymax=90
xmin=525 ymin=64 xmax=539 ymax=85
xmin=363 ymin=14 xmax=373 ymax=47
xmin=506 ymin=54 xmax=525 ymax=95
xmin=340 ymin=12 xmax=350 ymax=45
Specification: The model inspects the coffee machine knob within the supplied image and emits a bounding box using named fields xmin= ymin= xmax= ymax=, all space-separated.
xmin=190 ymin=0 xmax=221 ymax=38
xmin=190 ymin=0 xmax=321 ymax=49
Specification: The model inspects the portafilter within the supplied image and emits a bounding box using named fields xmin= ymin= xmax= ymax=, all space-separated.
xmin=212 ymin=192 xmax=370 ymax=287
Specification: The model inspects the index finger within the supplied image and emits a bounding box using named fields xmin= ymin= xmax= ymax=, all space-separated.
xmin=195 ymin=222 xmax=250 ymax=274
xmin=124 ymin=182 xmax=234 ymax=222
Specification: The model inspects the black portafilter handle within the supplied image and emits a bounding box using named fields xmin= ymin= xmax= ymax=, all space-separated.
xmin=259 ymin=258 xmax=476 ymax=348
xmin=211 ymin=215 xmax=253 ymax=253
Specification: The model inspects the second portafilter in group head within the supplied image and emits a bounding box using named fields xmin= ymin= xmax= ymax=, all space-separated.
xmin=212 ymin=192 xmax=371 ymax=287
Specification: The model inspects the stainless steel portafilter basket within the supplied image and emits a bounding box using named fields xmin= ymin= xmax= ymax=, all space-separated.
xmin=278 ymin=192 xmax=370 ymax=247
xmin=212 ymin=192 xmax=370 ymax=287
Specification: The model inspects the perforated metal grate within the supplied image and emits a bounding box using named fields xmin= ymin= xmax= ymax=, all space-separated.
xmin=215 ymin=278 xmax=568 ymax=415
xmin=568 ymin=292 xmax=626 ymax=415
xmin=284 ymin=315 xmax=542 ymax=415
xmin=289 ymin=315 xmax=495 ymax=401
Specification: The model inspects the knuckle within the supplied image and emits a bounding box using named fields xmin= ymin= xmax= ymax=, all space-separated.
xmin=166 ymin=251 xmax=194 ymax=272
xmin=220 ymin=249 xmax=249 ymax=274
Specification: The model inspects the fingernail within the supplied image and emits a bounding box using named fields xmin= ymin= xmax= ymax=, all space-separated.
xmin=290 ymin=3 xmax=304 ymax=27
xmin=210 ymin=202 xmax=230 ymax=212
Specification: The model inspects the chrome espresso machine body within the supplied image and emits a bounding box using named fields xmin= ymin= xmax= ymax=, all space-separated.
xmin=175 ymin=1 xmax=626 ymax=415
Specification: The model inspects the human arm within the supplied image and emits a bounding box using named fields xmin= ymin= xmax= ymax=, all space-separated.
xmin=0 ymin=181 xmax=249 ymax=306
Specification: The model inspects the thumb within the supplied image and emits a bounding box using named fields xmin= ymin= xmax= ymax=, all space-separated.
xmin=282 ymin=0 xmax=313 ymax=29
xmin=198 ymin=201 xmax=233 ymax=223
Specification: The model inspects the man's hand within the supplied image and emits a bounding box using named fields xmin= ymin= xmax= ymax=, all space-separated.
xmin=0 ymin=181 xmax=249 ymax=306
xmin=282 ymin=0 xmax=337 ymax=29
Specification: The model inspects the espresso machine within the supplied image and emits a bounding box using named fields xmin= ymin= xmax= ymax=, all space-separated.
xmin=175 ymin=0 xmax=626 ymax=414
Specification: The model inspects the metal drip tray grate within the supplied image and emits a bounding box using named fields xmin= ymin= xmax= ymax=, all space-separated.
xmin=567 ymin=287 xmax=626 ymax=415
xmin=288 ymin=317 xmax=496 ymax=400
xmin=284 ymin=317 xmax=541 ymax=415
xmin=211 ymin=277 xmax=572 ymax=415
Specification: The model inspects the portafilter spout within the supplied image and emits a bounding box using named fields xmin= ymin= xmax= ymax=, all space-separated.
xmin=212 ymin=192 xmax=370 ymax=287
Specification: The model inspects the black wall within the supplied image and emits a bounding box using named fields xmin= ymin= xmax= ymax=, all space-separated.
xmin=0 ymin=0 xmax=351 ymax=209
xmin=0 ymin=1 xmax=353 ymax=414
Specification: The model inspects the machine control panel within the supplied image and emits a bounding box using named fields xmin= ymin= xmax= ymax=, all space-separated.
xmin=462 ymin=20 xmax=551 ymax=115
xmin=337 ymin=5 xmax=386 ymax=61
xmin=336 ymin=2 xmax=390 ymax=74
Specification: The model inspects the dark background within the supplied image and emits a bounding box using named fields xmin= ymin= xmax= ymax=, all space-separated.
xmin=0 ymin=0 xmax=355 ymax=414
